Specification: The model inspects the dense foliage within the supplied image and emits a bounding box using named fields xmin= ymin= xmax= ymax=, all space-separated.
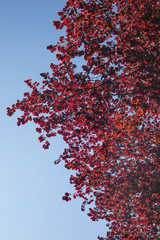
xmin=7 ymin=0 xmax=160 ymax=239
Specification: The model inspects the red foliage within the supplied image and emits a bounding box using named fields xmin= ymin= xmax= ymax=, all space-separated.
xmin=7 ymin=0 xmax=160 ymax=239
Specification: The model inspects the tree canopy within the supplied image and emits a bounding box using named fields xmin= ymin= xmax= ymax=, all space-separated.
xmin=7 ymin=0 xmax=160 ymax=239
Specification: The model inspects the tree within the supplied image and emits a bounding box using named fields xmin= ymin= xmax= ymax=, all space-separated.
xmin=7 ymin=0 xmax=160 ymax=239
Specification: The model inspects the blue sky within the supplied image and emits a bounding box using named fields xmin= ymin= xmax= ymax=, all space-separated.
xmin=0 ymin=0 xmax=106 ymax=239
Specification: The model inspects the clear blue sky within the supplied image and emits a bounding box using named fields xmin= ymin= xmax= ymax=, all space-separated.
xmin=0 ymin=0 xmax=106 ymax=239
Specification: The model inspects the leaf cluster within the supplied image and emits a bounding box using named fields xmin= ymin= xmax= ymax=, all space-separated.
xmin=7 ymin=0 xmax=160 ymax=239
